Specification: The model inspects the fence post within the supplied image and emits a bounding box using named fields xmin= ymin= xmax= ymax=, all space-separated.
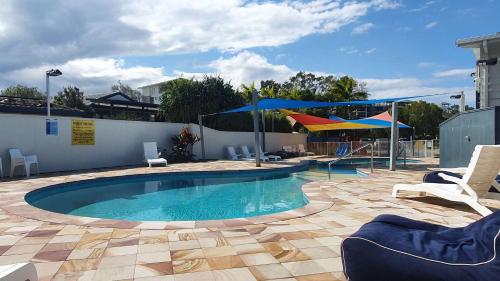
xmin=350 ymin=141 xmax=353 ymax=155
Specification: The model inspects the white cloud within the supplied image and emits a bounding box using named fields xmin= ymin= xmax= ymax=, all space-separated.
xmin=425 ymin=21 xmax=438 ymax=29
xmin=351 ymin=22 xmax=374 ymax=34
xmin=194 ymin=51 xmax=295 ymax=87
xmin=365 ymin=48 xmax=377 ymax=54
xmin=0 ymin=0 xmax=400 ymax=73
xmin=0 ymin=58 xmax=173 ymax=94
xmin=433 ymin=68 xmax=475 ymax=78
xmin=417 ymin=62 xmax=435 ymax=68
xmin=339 ymin=47 xmax=360 ymax=54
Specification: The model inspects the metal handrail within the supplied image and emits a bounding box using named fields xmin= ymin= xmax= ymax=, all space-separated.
xmin=328 ymin=143 xmax=374 ymax=179
xmin=397 ymin=142 xmax=407 ymax=168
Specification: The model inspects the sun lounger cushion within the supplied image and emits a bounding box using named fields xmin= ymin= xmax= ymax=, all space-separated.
xmin=423 ymin=171 xmax=500 ymax=193
xmin=341 ymin=211 xmax=500 ymax=281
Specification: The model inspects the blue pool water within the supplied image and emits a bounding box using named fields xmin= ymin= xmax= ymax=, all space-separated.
xmin=26 ymin=165 xmax=361 ymax=221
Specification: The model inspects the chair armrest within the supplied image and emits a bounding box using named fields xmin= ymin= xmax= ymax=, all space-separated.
xmin=25 ymin=155 xmax=38 ymax=163
xmin=438 ymin=173 xmax=478 ymax=200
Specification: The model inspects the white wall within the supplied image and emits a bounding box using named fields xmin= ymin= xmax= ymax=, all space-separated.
xmin=0 ymin=113 xmax=307 ymax=174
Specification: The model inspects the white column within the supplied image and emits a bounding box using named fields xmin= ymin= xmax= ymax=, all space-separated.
xmin=389 ymin=102 xmax=398 ymax=171
xmin=252 ymin=90 xmax=261 ymax=167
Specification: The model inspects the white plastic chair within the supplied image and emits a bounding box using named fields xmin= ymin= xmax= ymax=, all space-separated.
xmin=298 ymin=144 xmax=314 ymax=156
xmin=9 ymin=149 xmax=38 ymax=178
xmin=143 ymin=142 xmax=167 ymax=167
xmin=241 ymin=146 xmax=269 ymax=162
xmin=393 ymin=145 xmax=500 ymax=216
xmin=0 ymin=262 xmax=37 ymax=281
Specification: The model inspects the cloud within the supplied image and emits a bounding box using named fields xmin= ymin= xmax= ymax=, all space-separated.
xmin=433 ymin=68 xmax=475 ymax=78
xmin=0 ymin=0 xmax=400 ymax=73
xmin=361 ymin=78 xmax=472 ymax=102
xmin=365 ymin=48 xmax=377 ymax=54
xmin=425 ymin=21 xmax=438 ymax=29
xmin=417 ymin=62 xmax=435 ymax=68
xmin=339 ymin=47 xmax=360 ymax=54
xmin=0 ymin=58 xmax=173 ymax=94
xmin=409 ymin=0 xmax=436 ymax=12
xmin=351 ymin=22 xmax=374 ymax=34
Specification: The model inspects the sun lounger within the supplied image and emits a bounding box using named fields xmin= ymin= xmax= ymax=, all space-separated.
xmin=393 ymin=145 xmax=500 ymax=216
xmin=241 ymin=146 xmax=269 ymax=162
xmin=335 ymin=143 xmax=349 ymax=157
xmin=0 ymin=262 xmax=37 ymax=281
xmin=341 ymin=211 xmax=500 ymax=281
xmin=227 ymin=146 xmax=253 ymax=161
xmin=143 ymin=142 xmax=167 ymax=167
xmin=259 ymin=147 xmax=281 ymax=161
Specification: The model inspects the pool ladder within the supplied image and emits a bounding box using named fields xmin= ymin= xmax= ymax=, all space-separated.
xmin=328 ymin=143 xmax=374 ymax=180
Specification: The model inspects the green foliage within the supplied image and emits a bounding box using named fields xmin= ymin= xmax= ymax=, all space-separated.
xmin=399 ymin=101 xmax=445 ymax=139
xmin=169 ymin=127 xmax=200 ymax=162
xmin=53 ymin=86 xmax=87 ymax=110
xmin=0 ymin=85 xmax=44 ymax=99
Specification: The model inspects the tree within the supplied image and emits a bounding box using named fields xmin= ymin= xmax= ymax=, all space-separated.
xmin=53 ymin=86 xmax=87 ymax=110
xmin=0 ymin=85 xmax=44 ymax=99
xmin=111 ymin=81 xmax=141 ymax=101
xmin=399 ymin=101 xmax=445 ymax=139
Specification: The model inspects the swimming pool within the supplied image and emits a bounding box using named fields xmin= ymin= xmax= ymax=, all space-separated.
xmin=333 ymin=157 xmax=420 ymax=166
xmin=26 ymin=165 xmax=358 ymax=222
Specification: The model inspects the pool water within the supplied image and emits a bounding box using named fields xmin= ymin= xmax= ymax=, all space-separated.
xmin=26 ymin=166 xmax=361 ymax=221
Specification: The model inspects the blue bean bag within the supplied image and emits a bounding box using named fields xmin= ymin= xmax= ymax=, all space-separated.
xmin=341 ymin=211 xmax=500 ymax=281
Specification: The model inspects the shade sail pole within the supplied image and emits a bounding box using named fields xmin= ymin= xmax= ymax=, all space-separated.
xmin=261 ymin=110 xmax=266 ymax=152
xmin=389 ymin=102 xmax=398 ymax=171
xmin=198 ymin=114 xmax=206 ymax=160
xmin=252 ymin=89 xmax=261 ymax=167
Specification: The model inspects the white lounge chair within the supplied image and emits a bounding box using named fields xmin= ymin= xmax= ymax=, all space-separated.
xmin=9 ymin=148 xmax=38 ymax=177
xmin=0 ymin=262 xmax=37 ymax=281
xmin=393 ymin=145 xmax=500 ymax=216
xmin=298 ymin=144 xmax=314 ymax=156
xmin=227 ymin=146 xmax=253 ymax=161
xmin=143 ymin=142 xmax=167 ymax=167
xmin=259 ymin=147 xmax=281 ymax=161
xmin=241 ymin=146 xmax=269 ymax=162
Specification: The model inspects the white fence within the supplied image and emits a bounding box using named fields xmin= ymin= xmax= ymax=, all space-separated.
xmin=0 ymin=113 xmax=307 ymax=174
xmin=307 ymin=140 xmax=438 ymax=158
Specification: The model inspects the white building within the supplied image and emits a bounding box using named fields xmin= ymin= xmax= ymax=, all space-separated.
xmin=137 ymin=81 xmax=168 ymax=104
xmin=457 ymin=33 xmax=500 ymax=108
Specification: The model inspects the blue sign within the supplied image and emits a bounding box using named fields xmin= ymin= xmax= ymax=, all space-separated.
xmin=46 ymin=119 xmax=58 ymax=136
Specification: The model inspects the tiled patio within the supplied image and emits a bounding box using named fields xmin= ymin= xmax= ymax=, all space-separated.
xmin=0 ymin=159 xmax=497 ymax=281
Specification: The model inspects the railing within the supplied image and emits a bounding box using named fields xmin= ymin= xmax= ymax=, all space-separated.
xmin=308 ymin=140 xmax=438 ymax=158
xmin=328 ymin=143 xmax=374 ymax=180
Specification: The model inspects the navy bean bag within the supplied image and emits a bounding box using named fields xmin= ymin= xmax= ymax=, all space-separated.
xmin=341 ymin=211 xmax=500 ymax=281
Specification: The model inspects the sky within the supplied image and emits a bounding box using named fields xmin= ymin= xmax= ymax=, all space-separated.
xmin=0 ymin=0 xmax=499 ymax=105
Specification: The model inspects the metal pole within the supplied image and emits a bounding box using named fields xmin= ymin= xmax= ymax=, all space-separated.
xmin=198 ymin=114 xmax=206 ymax=160
xmin=460 ymin=91 xmax=466 ymax=112
xmin=389 ymin=102 xmax=398 ymax=171
xmin=46 ymin=74 xmax=50 ymax=119
xmin=261 ymin=110 xmax=266 ymax=152
xmin=252 ymin=90 xmax=261 ymax=167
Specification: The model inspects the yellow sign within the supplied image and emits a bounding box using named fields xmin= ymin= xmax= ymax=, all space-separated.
xmin=71 ymin=119 xmax=95 ymax=145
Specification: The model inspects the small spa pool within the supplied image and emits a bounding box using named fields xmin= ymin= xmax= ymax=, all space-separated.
xmin=26 ymin=164 xmax=361 ymax=222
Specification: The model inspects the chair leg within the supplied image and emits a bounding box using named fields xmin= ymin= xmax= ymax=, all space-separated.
xmin=25 ymin=163 xmax=30 ymax=178
xmin=10 ymin=165 xmax=15 ymax=178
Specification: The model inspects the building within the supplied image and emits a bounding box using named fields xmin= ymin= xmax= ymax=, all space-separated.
xmin=0 ymin=95 xmax=87 ymax=117
xmin=86 ymin=91 xmax=159 ymax=120
xmin=138 ymin=81 xmax=168 ymax=104
xmin=457 ymin=33 xmax=500 ymax=108
xmin=440 ymin=33 xmax=500 ymax=168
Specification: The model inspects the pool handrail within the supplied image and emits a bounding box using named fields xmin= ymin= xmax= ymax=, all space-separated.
xmin=328 ymin=143 xmax=374 ymax=180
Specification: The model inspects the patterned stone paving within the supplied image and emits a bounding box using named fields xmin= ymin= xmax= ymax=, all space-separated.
xmin=0 ymin=159 xmax=497 ymax=281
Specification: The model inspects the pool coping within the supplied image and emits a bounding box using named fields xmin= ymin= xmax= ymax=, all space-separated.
xmin=0 ymin=161 xmax=335 ymax=230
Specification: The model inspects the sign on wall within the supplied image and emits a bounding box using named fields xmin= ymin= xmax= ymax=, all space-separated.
xmin=46 ymin=119 xmax=58 ymax=136
xmin=71 ymin=119 xmax=95 ymax=145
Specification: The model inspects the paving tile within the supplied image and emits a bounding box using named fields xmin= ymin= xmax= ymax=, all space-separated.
xmin=213 ymin=267 xmax=257 ymax=281
xmin=173 ymin=270 xmax=215 ymax=281
xmin=282 ymin=260 xmax=328 ymax=276
xmin=134 ymin=262 xmax=174 ymax=278
xmin=248 ymin=263 xmax=293 ymax=280
xmin=98 ymin=254 xmax=136 ymax=269
xmin=137 ymin=251 xmax=172 ymax=264
xmin=240 ymin=253 xmax=279 ymax=266
xmin=172 ymin=258 xmax=211 ymax=274
xmin=92 ymin=265 xmax=135 ymax=281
